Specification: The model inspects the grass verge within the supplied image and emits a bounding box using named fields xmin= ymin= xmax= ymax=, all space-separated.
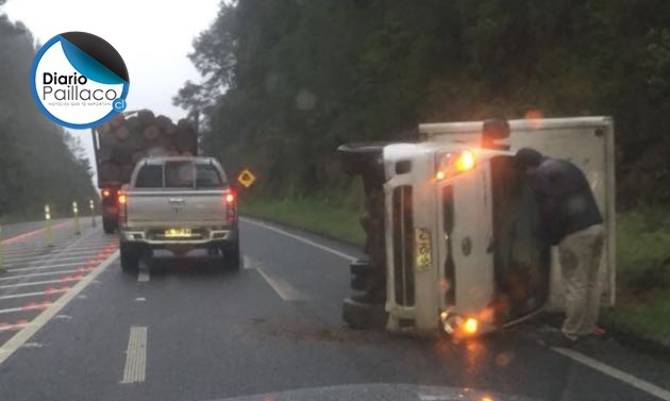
xmin=603 ymin=208 xmax=670 ymax=347
xmin=241 ymin=197 xmax=365 ymax=245
xmin=242 ymin=197 xmax=670 ymax=346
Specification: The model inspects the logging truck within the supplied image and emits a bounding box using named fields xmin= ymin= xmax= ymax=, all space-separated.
xmin=91 ymin=110 xmax=198 ymax=233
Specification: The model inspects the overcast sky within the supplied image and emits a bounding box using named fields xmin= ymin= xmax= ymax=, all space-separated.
xmin=3 ymin=0 xmax=221 ymax=183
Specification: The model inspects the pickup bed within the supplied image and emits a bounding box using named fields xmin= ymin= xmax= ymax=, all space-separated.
xmin=118 ymin=156 xmax=239 ymax=272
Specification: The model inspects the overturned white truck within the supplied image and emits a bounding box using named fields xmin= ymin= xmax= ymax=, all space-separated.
xmin=339 ymin=117 xmax=616 ymax=337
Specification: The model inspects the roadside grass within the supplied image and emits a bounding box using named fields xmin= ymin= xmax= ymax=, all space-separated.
xmin=241 ymin=197 xmax=365 ymax=245
xmin=603 ymin=208 xmax=670 ymax=346
xmin=242 ymin=196 xmax=670 ymax=345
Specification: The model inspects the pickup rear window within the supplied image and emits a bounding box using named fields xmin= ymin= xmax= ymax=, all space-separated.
xmin=196 ymin=165 xmax=224 ymax=188
xmin=134 ymin=162 xmax=225 ymax=189
xmin=165 ymin=161 xmax=195 ymax=188
xmin=135 ymin=165 xmax=163 ymax=188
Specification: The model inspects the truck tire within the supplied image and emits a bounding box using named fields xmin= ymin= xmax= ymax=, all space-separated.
xmin=342 ymin=298 xmax=387 ymax=329
xmin=120 ymin=243 xmax=141 ymax=273
xmin=102 ymin=217 xmax=117 ymax=234
xmin=223 ymin=241 xmax=240 ymax=271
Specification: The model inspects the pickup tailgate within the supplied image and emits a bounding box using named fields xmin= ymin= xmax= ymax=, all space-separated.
xmin=126 ymin=189 xmax=229 ymax=227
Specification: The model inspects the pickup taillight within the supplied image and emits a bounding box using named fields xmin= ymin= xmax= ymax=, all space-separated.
xmin=118 ymin=191 xmax=128 ymax=225
xmin=224 ymin=190 xmax=236 ymax=222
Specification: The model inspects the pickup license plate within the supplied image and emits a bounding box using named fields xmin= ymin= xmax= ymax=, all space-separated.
xmin=414 ymin=227 xmax=432 ymax=271
xmin=164 ymin=228 xmax=192 ymax=238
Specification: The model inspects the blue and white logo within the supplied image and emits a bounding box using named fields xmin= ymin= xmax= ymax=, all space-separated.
xmin=30 ymin=32 xmax=130 ymax=129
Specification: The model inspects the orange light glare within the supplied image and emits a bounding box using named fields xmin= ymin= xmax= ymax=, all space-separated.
xmin=436 ymin=170 xmax=446 ymax=180
xmin=455 ymin=150 xmax=476 ymax=172
xmin=225 ymin=193 xmax=235 ymax=203
xmin=102 ymin=189 xmax=110 ymax=197
xmin=118 ymin=194 xmax=127 ymax=205
xmin=463 ymin=318 xmax=479 ymax=335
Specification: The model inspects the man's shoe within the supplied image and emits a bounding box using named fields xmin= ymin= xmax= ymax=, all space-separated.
xmin=593 ymin=325 xmax=606 ymax=337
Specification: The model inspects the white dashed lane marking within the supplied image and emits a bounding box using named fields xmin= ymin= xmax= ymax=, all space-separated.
xmin=121 ymin=326 xmax=148 ymax=384
xmin=137 ymin=270 xmax=150 ymax=283
xmin=256 ymin=266 xmax=306 ymax=302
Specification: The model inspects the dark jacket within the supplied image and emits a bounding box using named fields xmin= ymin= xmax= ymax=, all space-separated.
xmin=531 ymin=158 xmax=603 ymax=245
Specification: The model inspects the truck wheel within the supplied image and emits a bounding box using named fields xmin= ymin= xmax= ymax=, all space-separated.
xmin=342 ymin=298 xmax=388 ymax=329
xmin=223 ymin=241 xmax=240 ymax=271
xmin=120 ymin=243 xmax=141 ymax=273
xmin=102 ymin=217 xmax=116 ymax=234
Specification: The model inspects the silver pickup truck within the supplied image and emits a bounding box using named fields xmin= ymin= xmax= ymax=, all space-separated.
xmin=117 ymin=156 xmax=240 ymax=272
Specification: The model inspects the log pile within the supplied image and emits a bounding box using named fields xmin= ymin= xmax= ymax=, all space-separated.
xmin=95 ymin=110 xmax=197 ymax=184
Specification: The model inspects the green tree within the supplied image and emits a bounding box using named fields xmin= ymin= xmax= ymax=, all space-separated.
xmin=0 ymin=12 xmax=96 ymax=219
xmin=177 ymin=0 xmax=670 ymax=206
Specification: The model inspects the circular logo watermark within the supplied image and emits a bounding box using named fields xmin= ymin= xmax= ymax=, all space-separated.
xmin=30 ymin=31 xmax=129 ymax=129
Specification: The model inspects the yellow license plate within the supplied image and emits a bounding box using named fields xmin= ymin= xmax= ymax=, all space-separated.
xmin=415 ymin=227 xmax=432 ymax=271
xmin=164 ymin=228 xmax=192 ymax=238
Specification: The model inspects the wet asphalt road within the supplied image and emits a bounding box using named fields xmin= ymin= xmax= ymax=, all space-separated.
xmin=0 ymin=217 xmax=669 ymax=401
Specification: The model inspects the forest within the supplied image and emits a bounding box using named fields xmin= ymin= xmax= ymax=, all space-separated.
xmin=0 ymin=2 xmax=96 ymax=220
xmin=176 ymin=0 xmax=670 ymax=208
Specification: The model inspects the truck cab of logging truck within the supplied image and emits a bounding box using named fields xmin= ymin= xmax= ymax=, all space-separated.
xmin=340 ymin=117 xmax=616 ymax=337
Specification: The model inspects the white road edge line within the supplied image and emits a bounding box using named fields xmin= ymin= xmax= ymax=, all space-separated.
xmin=553 ymin=347 xmax=670 ymax=401
xmin=121 ymin=326 xmax=148 ymax=384
xmin=0 ymin=250 xmax=119 ymax=365
xmin=256 ymin=266 xmax=306 ymax=301
xmin=245 ymin=216 xmax=670 ymax=399
xmin=241 ymin=217 xmax=357 ymax=262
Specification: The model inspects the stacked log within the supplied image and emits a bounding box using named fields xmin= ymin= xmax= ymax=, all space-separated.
xmin=95 ymin=110 xmax=198 ymax=185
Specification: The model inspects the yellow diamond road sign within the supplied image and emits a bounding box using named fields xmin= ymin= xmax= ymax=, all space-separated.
xmin=237 ymin=169 xmax=256 ymax=188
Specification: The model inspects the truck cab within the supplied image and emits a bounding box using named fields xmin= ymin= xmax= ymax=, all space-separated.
xmin=341 ymin=117 xmax=616 ymax=336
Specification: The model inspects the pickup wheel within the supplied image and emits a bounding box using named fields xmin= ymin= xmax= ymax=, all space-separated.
xmin=120 ymin=243 xmax=141 ymax=273
xmin=102 ymin=217 xmax=117 ymax=234
xmin=223 ymin=241 xmax=240 ymax=271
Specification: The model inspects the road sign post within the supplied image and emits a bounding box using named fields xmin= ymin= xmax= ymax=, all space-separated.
xmin=44 ymin=204 xmax=53 ymax=247
xmin=89 ymin=199 xmax=96 ymax=227
xmin=73 ymin=201 xmax=81 ymax=235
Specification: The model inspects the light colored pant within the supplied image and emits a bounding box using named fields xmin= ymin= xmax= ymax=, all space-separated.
xmin=558 ymin=223 xmax=605 ymax=338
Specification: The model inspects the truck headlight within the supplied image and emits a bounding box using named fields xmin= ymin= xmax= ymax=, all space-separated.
xmin=435 ymin=150 xmax=476 ymax=180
